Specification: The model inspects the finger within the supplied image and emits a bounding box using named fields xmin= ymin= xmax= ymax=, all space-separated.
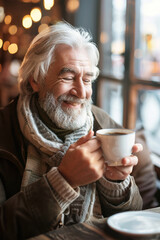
xmin=105 ymin=165 xmax=133 ymax=180
xmin=122 ymin=155 xmax=138 ymax=166
xmin=132 ymin=143 xmax=143 ymax=153
xmin=92 ymin=149 xmax=105 ymax=162
xmin=72 ymin=130 xmax=94 ymax=147
xmin=75 ymin=134 xmax=102 ymax=152
xmin=83 ymin=137 xmax=102 ymax=152
xmin=105 ymin=166 xmax=128 ymax=180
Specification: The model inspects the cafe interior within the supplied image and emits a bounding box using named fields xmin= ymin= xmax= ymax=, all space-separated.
xmin=0 ymin=0 xmax=160 ymax=238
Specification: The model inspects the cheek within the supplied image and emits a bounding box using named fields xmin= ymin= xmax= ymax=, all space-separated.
xmin=86 ymin=87 xmax=92 ymax=99
xmin=51 ymin=84 xmax=72 ymax=99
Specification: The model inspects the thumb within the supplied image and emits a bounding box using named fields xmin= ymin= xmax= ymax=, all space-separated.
xmin=72 ymin=130 xmax=94 ymax=147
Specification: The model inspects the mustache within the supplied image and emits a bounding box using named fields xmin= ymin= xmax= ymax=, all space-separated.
xmin=57 ymin=95 xmax=92 ymax=105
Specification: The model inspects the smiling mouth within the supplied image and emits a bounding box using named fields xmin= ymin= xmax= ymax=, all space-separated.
xmin=63 ymin=100 xmax=82 ymax=108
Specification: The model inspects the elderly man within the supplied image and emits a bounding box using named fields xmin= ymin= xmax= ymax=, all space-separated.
xmin=0 ymin=21 xmax=143 ymax=240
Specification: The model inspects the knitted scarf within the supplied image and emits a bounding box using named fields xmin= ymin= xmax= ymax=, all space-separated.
xmin=17 ymin=94 xmax=96 ymax=224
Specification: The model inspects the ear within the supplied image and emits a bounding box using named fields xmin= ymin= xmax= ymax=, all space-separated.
xmin=29 ymin=77 xmax=40 ymax=92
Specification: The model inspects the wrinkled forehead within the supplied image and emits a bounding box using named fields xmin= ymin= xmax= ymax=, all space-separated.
xmin=53 ymin=44 xmax=97 ymax=74
xmin=55 ymin=44 xmax=93 ymax=63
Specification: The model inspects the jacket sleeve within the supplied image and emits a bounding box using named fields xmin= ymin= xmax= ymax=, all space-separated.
xmin=0 ymin=176 xmax=62 ymax=240
xmin=96 ymin=176 xmax=143 ymax=217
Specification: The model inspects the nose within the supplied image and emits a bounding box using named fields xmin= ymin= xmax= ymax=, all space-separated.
xmin=70 ymin=78 xmax=86 ymax=99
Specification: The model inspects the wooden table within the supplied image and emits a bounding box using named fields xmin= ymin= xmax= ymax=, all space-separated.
xmin=28 ymin=207 xmax=160 ymax=240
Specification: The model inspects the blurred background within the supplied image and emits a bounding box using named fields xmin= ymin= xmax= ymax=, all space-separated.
xmin=0 ymin=0 xmax=160 ymax=157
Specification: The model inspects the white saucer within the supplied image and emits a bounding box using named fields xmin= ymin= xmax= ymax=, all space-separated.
xmin=107 ymin=211 xmax=160 ymax=236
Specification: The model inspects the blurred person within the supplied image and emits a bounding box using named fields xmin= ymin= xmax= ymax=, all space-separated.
xmin=0 ymin=21 xmax=149 ymax=240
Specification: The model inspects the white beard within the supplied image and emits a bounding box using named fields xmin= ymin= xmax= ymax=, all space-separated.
xmin=39 ymin=93 xmax=92 ymax=130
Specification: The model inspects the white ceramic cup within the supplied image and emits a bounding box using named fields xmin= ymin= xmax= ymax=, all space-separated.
xmin=96 ymin=128 xmax=135 ymax=166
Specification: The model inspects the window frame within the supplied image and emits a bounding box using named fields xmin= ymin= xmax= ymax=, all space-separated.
xmin=97 ymin=0 xmax=160 ymax=129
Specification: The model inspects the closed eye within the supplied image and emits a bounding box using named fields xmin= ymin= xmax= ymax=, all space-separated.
xmin=83 ymin=78 xmax=92 ymax=84
xmin=58 ymin=76 xmax=75 ymax=81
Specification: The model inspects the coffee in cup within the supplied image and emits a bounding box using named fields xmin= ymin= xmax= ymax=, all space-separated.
xmin=96 ymin=128 xmax=135 ymax=166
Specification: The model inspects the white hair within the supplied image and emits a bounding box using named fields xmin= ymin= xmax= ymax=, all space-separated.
xmin=18 ymin=21 xmax=100 ymax=96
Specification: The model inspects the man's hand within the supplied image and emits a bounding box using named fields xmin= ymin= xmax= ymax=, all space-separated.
xmin=58 ymin=130 xmax=105 ymax=188
xmin=104 ymin=143 xmax=143 ymax=181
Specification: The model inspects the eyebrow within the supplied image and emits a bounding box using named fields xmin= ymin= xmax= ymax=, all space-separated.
xmin=58 ymin=68 xmax=76 ymax=76
xmin=58 ymin=67 xmax=94 ymax=77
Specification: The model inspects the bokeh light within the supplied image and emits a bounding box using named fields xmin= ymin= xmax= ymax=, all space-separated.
xmin=66 ymin=0 xmax=79 ymax=13
xmin=4 ymin=15 xmax=12 ymax=25
xmin=43 ymin=0 xmax=54 ymax=10
xmin=0 ymin=39 xmax=3 ymax=48
xmin=30 ymin=8 xmax=42 ymax=22
xmin=32 ymin=0 xmax=40 ymax=3
xmin=0 ymin=7 xmax=5 ymax=23
xmin=38 ymin=23 xmax=48 ymax=33
xmin=41 ymin=16 xmax=51 ymax=24
xmin=22 ymin=15 xmax=32 ymax=29
xmin=21 ymin=0 xmax=31 ymax=2
xmin=8 ymin=25 xmax=18 ymax=35
xmin=3 ymin=41 xmax=10 ymax=51
xmin=8 ymin=43 xmax=18 ymax=54
xmin=10 ymin=60 xmax=21 ymax=76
